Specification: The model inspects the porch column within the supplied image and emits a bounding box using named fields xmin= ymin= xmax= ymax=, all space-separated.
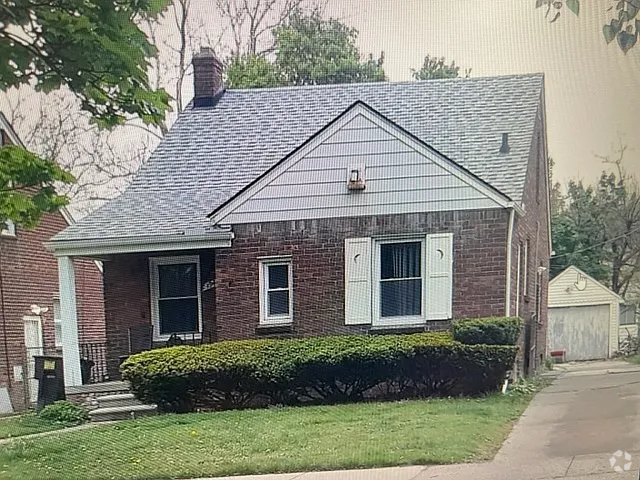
xmin=57 ymin=256 xmax=82 ymax=386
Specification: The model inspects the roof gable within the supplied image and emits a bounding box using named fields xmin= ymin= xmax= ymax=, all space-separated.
xmin=51 ymin=74 xmax=544 ymax=244
xmin=549 ymin=265 xmax=622 ymax=304
xmin=210 ymin=101 xmax=512 ymax=225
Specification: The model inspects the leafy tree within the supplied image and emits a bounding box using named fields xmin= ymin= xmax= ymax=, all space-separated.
xmin=2 ymin=0 xmax=172 ymax=127
xmin=550 ymin=179 xmax=611 ymax=282
xmin=551 ymin=148 xmax=640 ymax=297
xmin=411 ymin=55 xmax=470 ymax=80
xmin=227 ymin=55 xmax=286 ymax=89
xmin=1 ymin=0 xmax=173 ymax=226
xmin=0 ymin=146 xmax=75 ymax=227
xmin=228 ymin=12 xmax=386 ymax=88
xmin=537 ymin=0 xmax=640 ymax=53
xmin=549 ymin=157 xmax=565 ymax=215
xmin=274 ymin=12 xmax=386 ymax=85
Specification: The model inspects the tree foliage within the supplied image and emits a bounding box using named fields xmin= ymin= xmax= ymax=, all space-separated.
xmin=0 ymin=145 xmax=75 ymax=228
xmin=1 ymin=0 xmax=176 ymax=226
xmin=1 ymin=0 xmax=172 ymax=127
xmin=537 ymin=0 xmax=640 ymax=53
xmin=411 ymin=55 xmax=470 ymax=80
xmin=226 ymin=55 xmax=285 ymax=89
xmin=227 ymin=11 xmax=386 ymax=88
xmin=551 ymin=148 xmax=640 ymax=297
xmin=274 ymin=12 xmax=386 ymax=86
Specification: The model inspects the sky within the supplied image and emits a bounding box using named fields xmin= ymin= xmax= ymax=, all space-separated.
xmin=4 ymin=0 xmax=640 ymax=210
xmin=324 ymin=0 xmax=640 ymax=186
xmin=179 ymin=0 xmax=640 ymax=187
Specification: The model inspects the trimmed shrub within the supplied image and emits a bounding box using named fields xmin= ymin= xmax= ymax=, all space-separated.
xmin=38 ymin=401 xmax=89 ymax=425
xmin=452 ymin=317 xmax=522 ymax=345
xmin=121 ymin=332 xmax=517 ymax=413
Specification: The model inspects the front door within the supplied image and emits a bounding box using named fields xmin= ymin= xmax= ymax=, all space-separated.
xmin=23 ymin=316 xmax=44 ymax=404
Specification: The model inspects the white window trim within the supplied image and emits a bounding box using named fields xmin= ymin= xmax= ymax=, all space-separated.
xmin=259 ymin=258 xmax=293 ymax=325
xmin=523 ymin=240 xmax=529 ymax=297
xmin=149 ymin=255 xmax=202 ymax=342
xmin=515 ymin=243 xmax=522 ymax=317
xmin=372 ymin=236 xmax=427 ymax=326
xmin=1 ymin=220 xmax=15 ymax=237
xmin=53 ymin=297 xmax=63 ymax=347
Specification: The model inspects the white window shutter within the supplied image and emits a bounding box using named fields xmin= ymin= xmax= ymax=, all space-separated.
xmin=344 ymin=237 xmax=372 ymax=325
xmin=426 ymin=233 xmax=453 ymax=320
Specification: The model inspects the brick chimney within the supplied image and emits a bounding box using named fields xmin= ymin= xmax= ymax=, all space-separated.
xmin=192 ymin=46 xmax=224 ymax=108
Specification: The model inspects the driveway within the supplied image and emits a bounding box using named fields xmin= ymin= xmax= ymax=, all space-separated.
xmin=202 ymin=360 xmax=640 ymax=480
xmin=419 ymin=360 xmax=640 ymax=480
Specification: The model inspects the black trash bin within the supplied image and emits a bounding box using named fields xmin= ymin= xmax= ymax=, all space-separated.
xmin=33 ymin=355 xmax=65 ymax=411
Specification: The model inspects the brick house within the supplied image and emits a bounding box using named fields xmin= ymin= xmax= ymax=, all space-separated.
xmin=48 ymin=48 xmax=551 ymax=385
xmin=0 ymin=113 xmax=105 ymax=411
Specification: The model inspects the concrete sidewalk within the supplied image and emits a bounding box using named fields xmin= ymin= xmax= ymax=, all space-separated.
xmin=198 ymin=361 xmax=640 ymax=480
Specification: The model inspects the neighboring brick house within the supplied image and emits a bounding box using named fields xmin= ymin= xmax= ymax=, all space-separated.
xmin=48 ymin=48 xmax=551 ymax=384
xmin=0 ymin=113 xmax=105 ymax=411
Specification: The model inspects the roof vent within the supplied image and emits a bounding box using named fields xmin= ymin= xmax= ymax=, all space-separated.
xmin=500 ymin=133 xmax=510 ymax=154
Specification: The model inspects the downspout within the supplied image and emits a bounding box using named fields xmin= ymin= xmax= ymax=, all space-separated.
xmin=505 ymin=207 xmax=516 ymax=317
xmin=0 ymin=249 xmax=12 ymax=390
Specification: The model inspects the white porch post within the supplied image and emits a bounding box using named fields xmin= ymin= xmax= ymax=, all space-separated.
xmin=57 ymin=256 xmax=82 ymax=387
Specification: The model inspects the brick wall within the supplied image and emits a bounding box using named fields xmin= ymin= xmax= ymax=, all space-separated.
xmin=0 ymin=212 xmax=105 ymax=411
xmin=103 ymin=250 xmax=214 ymax=379
xmin=214 ymin=210 xmax=510 ymax=341
xmin=509 ymin=103 xmax=551 ymax=375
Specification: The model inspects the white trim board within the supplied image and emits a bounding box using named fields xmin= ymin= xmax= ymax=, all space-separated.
xmin=210 ymin=102 xmax=514 ymax=226
xmin=46 ymin=231 xmax=234 ymax=257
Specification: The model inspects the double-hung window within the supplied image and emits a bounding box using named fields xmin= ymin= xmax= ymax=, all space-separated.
xmin=345 ymin=234 xmax=452 ymax=326
xmin=373 ymin=238 xmax=428 ymax=325
xmin=379 ymin=241 xmax=423 ymax=319
xmin=150 ymin=256 xmax=202 ymax=340
xmin=259 ymin=259 xmax=293 ymax=325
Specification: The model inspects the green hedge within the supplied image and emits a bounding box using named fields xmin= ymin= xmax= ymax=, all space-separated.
xmin=121 ymin=332 xmax=517 ymax=413
xmin=452 ymin=317 xmax=522 ymax=345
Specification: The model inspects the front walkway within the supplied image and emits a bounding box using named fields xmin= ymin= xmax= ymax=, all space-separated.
xmin=199 ymin=360 xmax=640 ymax=480
xmin=0 ymin=421 xmax=116 ymax=445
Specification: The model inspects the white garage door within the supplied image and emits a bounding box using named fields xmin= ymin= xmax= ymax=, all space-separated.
xmin=549 ymin=304 xmax=610 ymax=361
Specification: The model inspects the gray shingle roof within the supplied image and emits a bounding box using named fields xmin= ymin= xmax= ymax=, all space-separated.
xmin=53 ymin=73 xmax=543 ymax=243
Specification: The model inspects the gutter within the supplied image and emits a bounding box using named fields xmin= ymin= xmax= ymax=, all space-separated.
xmin=45 ymin=230 xmax=235 ymax=258
xmin=504 ymin=205 xmax=518 ymax=317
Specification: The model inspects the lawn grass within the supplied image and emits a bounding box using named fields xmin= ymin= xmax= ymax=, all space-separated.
xmin=0 ymin=392 xmax=537 ymax=480
xmin=0 ymin=414 xmax=70 ymax=440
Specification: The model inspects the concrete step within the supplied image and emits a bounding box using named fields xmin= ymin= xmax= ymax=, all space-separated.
xmin=88 ymin=404 xmax=158 ymax=422
xmin=97 ymin=393 xmax=142 ymax=409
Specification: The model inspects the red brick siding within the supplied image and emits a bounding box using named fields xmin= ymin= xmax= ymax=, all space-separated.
xmin=0 ymin=212 xmax=104 ymax=411
xmin=508 ymin=102 xmax=551 ymax=375
xmin=103 ymin=250 xmax=214 ymax=379
xmin=214 ymin=210 xmax=510 ymax=340
xmin=102 ymin=210 xmax=511 ymax=371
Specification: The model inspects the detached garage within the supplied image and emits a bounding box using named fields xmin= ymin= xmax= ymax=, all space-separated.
xmin=548 ymin=266 xmax=626 ymax=361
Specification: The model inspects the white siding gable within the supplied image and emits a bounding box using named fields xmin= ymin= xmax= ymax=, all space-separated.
xmin=549 ymin=266 xmax=621 ymax=308
xmin=211 ymin=103 xmax=511 ymax=225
